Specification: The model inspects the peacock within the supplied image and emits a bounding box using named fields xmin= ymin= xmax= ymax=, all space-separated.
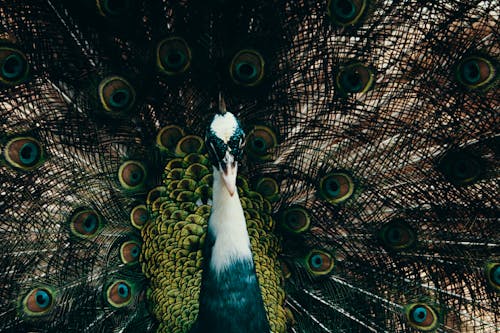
xmin=0 ymin=0 xmax=498 ymax=332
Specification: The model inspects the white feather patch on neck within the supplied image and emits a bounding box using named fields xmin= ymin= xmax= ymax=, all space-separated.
xmin=210 ymin=112 xmax=238 ymax=143
xmin=208 ymin=167 xmax=252 ymax=272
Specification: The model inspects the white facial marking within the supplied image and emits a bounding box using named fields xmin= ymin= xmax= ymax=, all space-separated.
xmin=210 ymin=112 xmax=238 ymax=143
xmin=222 ymin=150 xmax=235 ymax=169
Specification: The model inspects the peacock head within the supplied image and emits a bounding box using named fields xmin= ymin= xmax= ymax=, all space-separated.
xmin=205 ymin=97 xmax=245 ymax=196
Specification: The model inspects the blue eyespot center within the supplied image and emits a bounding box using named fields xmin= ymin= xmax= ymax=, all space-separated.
xmin=452 ymin=158 xmax=479 ymax=179
xmin=462 ymin=60 xmax=481 ymax=84
xmin=104 ymin=0 xmax=129 ymax=14
xmin=117 ymin=283 xmax=130 ymax=298
xmin=492 ymin=265 xmax=500 ymax=284
xmin=131 ymin=246 xmax=139 ymax=258
xmin=288 ymin=215 xmax=299 ymax=227
xmin=387 ymin=228 xmax=401 ymax=242
xmin=110 ymin=89 xmax=130 ymax=108
xmin=129 ymin=170 xmax=143 ymax=185
xmin=333 ymin=0 xmax=356 ymax=19
xmin=165 ymin=50 xmax=186 ymax=69
xmin=412 ymin=306 xmax=427 ymax=323
xmin=19 ymin=142 xmax=39 ymax=165
xmin=251 ymin=137 xmax=267 ymax=152
xmin=236 ymin=62 xmax=257 ymax=80
xmin=35 ymin=290 xmax=51 ymax=308
xmin=2 ymin=54 xmax=24 ymax=79
xmin=311 ymin=255 xmax=323 ymax=268
xmin=341 ymin=70 xmax=362 ymax=92
xmin=325 ymin=179 xmax=340 ymax=196
xmin=83 ymin=215 xmax=98 ymax=233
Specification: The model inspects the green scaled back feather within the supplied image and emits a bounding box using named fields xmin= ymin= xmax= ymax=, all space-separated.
xmin=0 ymin=1 xmax=498 ymax=332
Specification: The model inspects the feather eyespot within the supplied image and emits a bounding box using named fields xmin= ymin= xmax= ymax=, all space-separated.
xmin=118 ymin=161 xmax=147 ymax=190
xmin=96 ymin=0 xmax=137 ymax=17
xmin=437 ymin=151 xmax=483 ymax=185
xmin=306 ymin=250 xmax=334 ymax=276
xmin=130 ymin=205 xmax=148 ymax=229
xmin=336 ymin=63 xmax=374 ymax=94
xmin=0 ymin=46 xmax=29 ymax=86
xmin=230 ymin=49 xmax=265 ymax=86
xmin=106 ymin=280 xmax=133 ymax=308
xmin=98 ymin=76 xmax=136 ymax=113
xmin=255 ymin=177 xmax=280 ymax=202
xmin=319 ymin=172 xmax=354 ymax=204
xmin=379 ymin=220 xmax=416 ymax=251
xmin=156 ymin=125 xmax=185 ymax=150
xmin=157 ymin=37 xmax=191 ymax=75
xmin=405 ymin=303 xmax=439 ymax=331
xmin=120 ymin=240 xmax=141 ymax=265
xmin=4 ymin=137 xmax=44 ymax=170
xmin=328 ymin=0 xmax=368 ymax=26
xmin=456 ymin=56 xmax=496 ymax=90
xmin=485 ymin=263 xmax=500 ymax=291
xmin=279 ymin=207 xmax=311 ymax=234
xmin=246 ymin=126 xmax=277 ymax=161
xmin=70 ymin=208 xmax=102 ymax=238
xmin=176 ymin=135 xmax=204 ymax=157
xmin=22 ymin=287 xmax=54 ymax=316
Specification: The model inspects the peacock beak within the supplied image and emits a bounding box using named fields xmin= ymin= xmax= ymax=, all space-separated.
xmin=221 ymin=161 xmax=238 ymax=196
xmin=218 ymin=149 xmax=238 ymax=196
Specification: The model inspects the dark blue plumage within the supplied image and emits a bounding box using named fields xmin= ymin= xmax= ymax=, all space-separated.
xmin=195 ymin=230 xmax=270 ymax=333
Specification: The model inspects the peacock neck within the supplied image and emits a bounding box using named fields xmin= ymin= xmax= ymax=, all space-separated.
xmin=193 ymin=166 xmax=270 ymax=333
xmin=208 ymin=167 xmax=252 ymax=272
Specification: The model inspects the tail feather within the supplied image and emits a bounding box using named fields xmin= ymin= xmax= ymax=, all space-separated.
xmin=0 ymin=0 xmax=498 ymax=332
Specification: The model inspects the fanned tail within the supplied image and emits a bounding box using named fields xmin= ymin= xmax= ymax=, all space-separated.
xmin=0 ymin=1 xmax=498 ymax=332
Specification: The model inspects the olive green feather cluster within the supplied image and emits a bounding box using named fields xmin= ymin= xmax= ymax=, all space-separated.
xmin=141 ymin=130 xmax=287 ymax=333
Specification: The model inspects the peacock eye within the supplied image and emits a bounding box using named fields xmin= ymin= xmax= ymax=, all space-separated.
xmin=230 ymin=49 xmax=265 ymax=86
xmin=96 ymin=0 xmax=137 ymax=17
xmin=4 ymin=137 xmax=44 ymax=170
xmin=70 ymin=208 xmax=102 ymax=238
xmin=319 ymin=172 xmax=355 ymax=204
xmin=306 ymin=250 xmax=335 ymax=276
xmin=327 ymin=0 xmax=368 ymax=26
xmin=175 ymin=135 xmax=205 ymax=157
xmin=279 ymin=206 xmax=311 ymax=234
xmin=456 ymin=56 xmax=496 ymax=89
xmin=118 ymin=161 xmax=147 ymax=190
xmin=336 ymin=63 xmax=374 ymax=94
xmin=0 ymin=46 xmax=29 ymax=86
xmin=98 ymin=76 xmax=136 ymax=113
xmin=156 ymin=125 xmax=185 ymax=151
xmin=120 ymin=240 xmax=141 ymax=265
xmin=157 ymin=37 xmax=191 ymax=75
xmin=379 ymin=220 xmax=416 ymax=251
xmin=437 ymin=151 xmax=482 ymax=185
xmin=106 ymin=280 xmax=133 ymax=308
xmin=255 ymin=177 xmax=280 ymax=202
xmin=405 ymin=303 xmax=439 ymax=331
xmin=485 ymin=263 xmax=500 ymax=291
xmin=22 ymin=287 xmax=54 ymax=315
xmin=130 ymin=204 xmax=149 ymax=229
xmin=246 ymin=126 xmax=277 ymax=161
